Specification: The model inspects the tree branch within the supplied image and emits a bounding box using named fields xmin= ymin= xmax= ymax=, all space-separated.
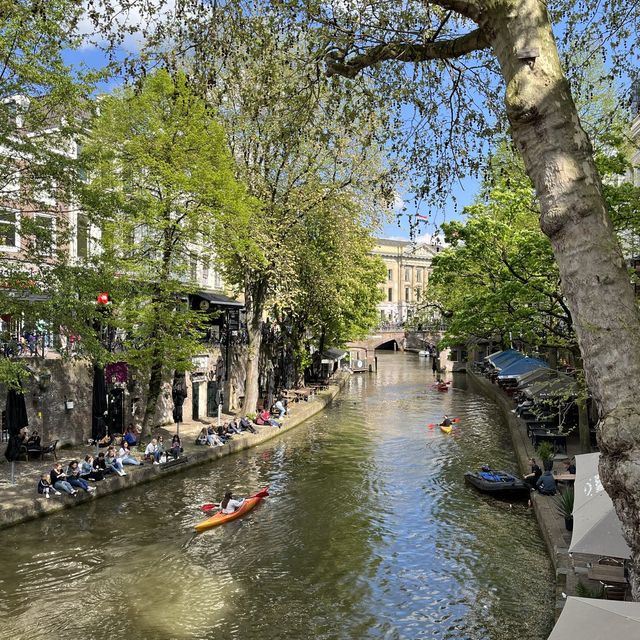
xmin=430 ymin=1 xmax=483 ymax=22
xmin=326 ymin=28 xmax=490 ymax=78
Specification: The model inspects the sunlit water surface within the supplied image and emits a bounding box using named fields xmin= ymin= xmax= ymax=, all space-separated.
xmin=0 ymin=354 xmax=554 ymax=640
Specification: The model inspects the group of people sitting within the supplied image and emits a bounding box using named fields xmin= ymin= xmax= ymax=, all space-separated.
xmin=524 ymin=457 xmax=576 ymax=496
xmin=35 ymin=430 xmax=184 ymax=498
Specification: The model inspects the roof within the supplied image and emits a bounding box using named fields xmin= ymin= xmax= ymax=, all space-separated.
xmin=193 ymin=291 xmax=243 ymax=308
xmin=497 ymin=357 xmax=548 ymax=380
xmin=485 ymin=349 xmax=522 ymax=366
xmin=569 ymin=452 xmax=630 ymax=559
xmin=548 ymin=598 xmax=640 ymax=640
xmin=516 ymin=367 xmax=556 ymax=389
xmin=523 ymin=374 xmax=576 ymax=400
xmin=322 ymin=348 xmax=347 ymax=360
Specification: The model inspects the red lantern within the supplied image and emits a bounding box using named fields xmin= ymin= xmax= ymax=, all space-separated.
xmin=97 ymin=292 xmax=110 ymax=305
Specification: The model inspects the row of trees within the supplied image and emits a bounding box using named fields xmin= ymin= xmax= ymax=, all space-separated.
xmin=0 ymin=3 xmax=388 ymax=430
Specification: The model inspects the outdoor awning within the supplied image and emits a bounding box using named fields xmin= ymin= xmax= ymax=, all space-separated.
xmin=497 ymin=356 xmax=548 ymax=381
xmin=569 ymin=452 xmax=630 ymax=559
xmin=485 ymin=349 xmax=521 ymax=366
xmin=548 ymin=597 xmax=640 ymax=640
xmin=493 ymin=351 xmax=526 ymax=372
xmin=516 ymin=367 xmax=556 ymax=390
xmin=523 ymin=374 xmax=576 ymax=400
xmin=321 ymin=348 xmax=347 ymax=363
xmin=193 ymin=291 xmax=243 ymax=309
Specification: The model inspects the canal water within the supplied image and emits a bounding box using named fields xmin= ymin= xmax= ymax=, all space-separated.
xmin=0 ymin=354 xmax=554 ymax=640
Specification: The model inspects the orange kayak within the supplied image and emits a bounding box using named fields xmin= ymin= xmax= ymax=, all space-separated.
xmin=194 ymin=487 xmax=269 ymax=532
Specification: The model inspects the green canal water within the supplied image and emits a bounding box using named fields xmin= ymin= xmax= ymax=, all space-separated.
xmin=0 ymin=354 xmax=554 ymax=639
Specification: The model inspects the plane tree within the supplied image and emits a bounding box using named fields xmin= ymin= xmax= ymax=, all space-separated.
xmin=300 ymin=0 xmax=640 ymax=596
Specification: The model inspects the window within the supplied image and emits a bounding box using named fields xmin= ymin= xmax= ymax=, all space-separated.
xmin=387 ymin=268 xmax=393 ymax=280
xmin=416 ymin=288 xmax=421 ymax=302
xmin=416 ymin=268 xmax=422 ymax=282
xmin=405 ymin=287 xmax=410 ymax=302
xmin=77 ymin=214 xmax=89 ymax=259
xmin=190 ymin=254 xmax=198 ymax=281
xmin=34 ymin=214 xmax=54 ymax=255
xmin=387 ymin=287 xmax=393 ymax=302
xmin=202 ymin=258 xmax=210 ymax=284
xmin=0 ymin=208 xmax=18 ymax=248
xmin=405 ymin=267 xmax=411 ymax=281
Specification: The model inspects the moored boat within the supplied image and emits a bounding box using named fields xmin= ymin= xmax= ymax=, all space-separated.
xmin=418 ymin=350 xmax=429 ymax=357
xmin=194 ymin=487 xmax=270 ymax=532
xmin=464 ymin=469 xmax=529 ymax=499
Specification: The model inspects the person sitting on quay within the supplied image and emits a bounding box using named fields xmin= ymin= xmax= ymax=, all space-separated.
xmin=273 ymin=398 xmax=287 ymax=419
xmin=239 ymin=415 xmax=257 ymax=434
xmin=227 ymin=419 xmax=242 ymax=435
xmin=524 ymin=457 xmax=542 ymax=489
xmin=105 ymin=446 xmax=127 ymax=476
xmin=156 ymin=435 xmax=166 ymax=463
xmin=535 ymin=469 xmax=557 ymax=496
xmin=145 ymin=438 xmax=162 ymax=464
xmin=224 ymin=423 xmax=237 ymax=439
xmin=81 ymin=455 xmax=104 ymax=482
xmin=170 ymin=434 xmax=182 ymax=459
xmin=216 ymin=424 xmax=229 ymax=443
xmin=196 ymin=428 xmax=208 ymax=445
xmin=257 ymin=408 xmax=280 ymax=428
xmin=206 ymin=426 xmax=224 ymax=447
xmin=37 ymin=473 xmax=61 ymax=498
xmin=50 ymin=463 xmax=78 ymax=496
xmin=123 ymin=423 xmax=138 ymax=447
xmin=66 ymin=460 xmax=97 ymax=493
xmin=564 ymin=458 xmax=576 ymax=475
xmin=118 ymin=440 xmax=142 ymax=466
xmin=220 ymin=490 xmax=245 ymax=514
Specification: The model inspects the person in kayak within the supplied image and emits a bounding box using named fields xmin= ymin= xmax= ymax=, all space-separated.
xmin=440 ymin=415 xmax=452 ymax=427
xmin=220 ymin=491 xmax=245 ymax=514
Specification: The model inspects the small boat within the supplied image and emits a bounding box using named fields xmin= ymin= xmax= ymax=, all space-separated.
xmin=440 ymin=424 xmax=453 ymax=434
xmin=418 ymin=350 xmax=429 ymax=357
xmin=464 ymin=469 xmax=530 ymax=499
xmin=194 ymin=487 xmax=269 ymax=532
xmin=436 ymin=383 xmax=449 ymax=392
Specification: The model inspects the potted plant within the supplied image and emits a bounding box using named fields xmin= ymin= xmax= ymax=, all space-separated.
xmin=536 ymin=441 xmax=554 ymax=471
xmin=555 ymin=487 xmax=574 ymax=531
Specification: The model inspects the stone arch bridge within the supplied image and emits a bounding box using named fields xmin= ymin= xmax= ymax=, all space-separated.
xmin=346 ymin=328 xmax=446 ymax=370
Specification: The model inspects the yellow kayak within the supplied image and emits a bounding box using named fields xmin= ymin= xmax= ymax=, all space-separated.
xmin=440 ymin=424 xmax=453 ymax=434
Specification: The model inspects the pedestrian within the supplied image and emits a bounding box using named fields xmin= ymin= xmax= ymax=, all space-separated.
xmin=431 ymin=356 xmax=439 ymax=375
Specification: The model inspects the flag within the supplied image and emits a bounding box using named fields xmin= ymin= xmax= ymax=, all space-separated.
xmin=416 ymin=214 xmax=430 ymax=222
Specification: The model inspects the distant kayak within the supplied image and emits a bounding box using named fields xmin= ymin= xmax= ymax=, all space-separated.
xmin=194 ymin=487 xmax=269 ymax=532
xmin=440 ymin=424 xmax=453 ymax=434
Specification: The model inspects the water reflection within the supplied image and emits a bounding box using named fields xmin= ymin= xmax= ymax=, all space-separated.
xmin=0 ymin=354 xmax=554 ymax=639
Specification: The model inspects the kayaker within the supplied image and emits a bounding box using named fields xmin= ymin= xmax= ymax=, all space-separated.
xmin=220 ymin=491 xmax=245 ymax=514
xmin=440 ymin=415 xmax=452 ymax=427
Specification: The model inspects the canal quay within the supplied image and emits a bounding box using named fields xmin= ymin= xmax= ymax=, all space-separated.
xmin=0 ymin=353 xmax=554 ymax=640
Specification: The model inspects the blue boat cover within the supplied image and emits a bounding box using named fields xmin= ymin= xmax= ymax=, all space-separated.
xmin=498 ymin=357 xmax=549 ymax=380
xmin=493 ymin=351 xmax=526 ymax=371
xmin=485 ymin=349 xmax=521 ymax=366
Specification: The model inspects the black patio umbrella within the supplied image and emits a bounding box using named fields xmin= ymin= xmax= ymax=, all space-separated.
xmin=92 ymin=365 xmax=108 ymax=441
xmin=172 ymin=373 xmax=187 ymax=437
xmin=4 ymin=388 xmax=29 ymax=483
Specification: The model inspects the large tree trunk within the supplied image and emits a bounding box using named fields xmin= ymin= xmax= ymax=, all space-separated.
xmin=242 ymin=277 xmax=267 ymax=414
xmin=488 ymin=0 xmax=640 ymax=598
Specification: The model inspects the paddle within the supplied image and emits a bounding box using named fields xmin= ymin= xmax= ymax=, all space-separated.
xmin=426 ymin=418 xmax=460 ymax=429
xmin=200 ymin=487 xmax=270 ymax=512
